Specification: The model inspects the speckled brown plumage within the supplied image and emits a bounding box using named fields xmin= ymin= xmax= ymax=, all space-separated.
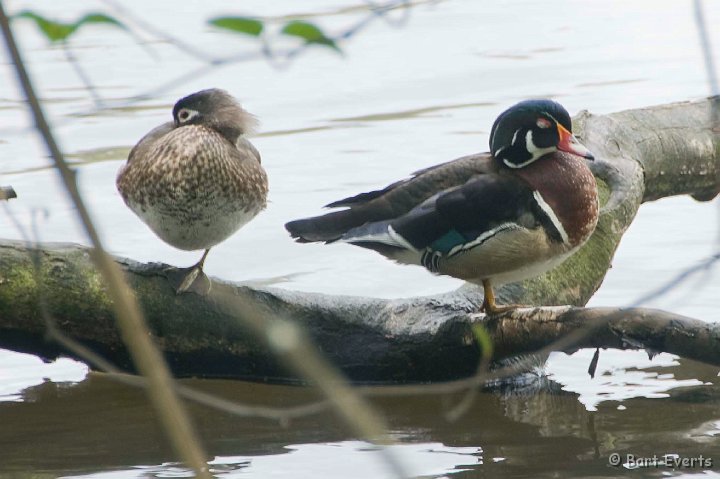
xmin=116 ymin=89 xmax=268 ymax=292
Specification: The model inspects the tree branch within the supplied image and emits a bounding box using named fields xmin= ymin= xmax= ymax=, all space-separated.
xmin=1 ymin=98 xmax=718 ymax=382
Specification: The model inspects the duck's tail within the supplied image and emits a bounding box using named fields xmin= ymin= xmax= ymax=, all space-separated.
xmin=286 ymin=207 xmax=422 ymax=265
xmin=285 ymin=208 xmax=370 ymax=243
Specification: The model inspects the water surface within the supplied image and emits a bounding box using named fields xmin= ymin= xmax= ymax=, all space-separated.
xmin=0 ymin=0 xmax=719 ymax=477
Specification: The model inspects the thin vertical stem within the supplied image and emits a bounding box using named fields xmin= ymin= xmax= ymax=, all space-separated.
xmin=61 ymin=41 xmax=104 ymax=108
xmin=0 ymin=4 xmax=211 ymax=476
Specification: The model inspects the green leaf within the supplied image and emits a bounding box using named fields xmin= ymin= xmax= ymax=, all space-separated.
xmin=14 ymin=11 xmax=77 ymax=42
xmin=281 ymin=20 xmax=339 ymax=52
xmin=14 ymin=11 xmax=126 ymax=43
xmin=209 ymin=17 xmax=264 ymax=37
xmin=471 ymin=324 xmax=494 ymax=361
xmin=76 ymin=13 xmax=127 ymax=30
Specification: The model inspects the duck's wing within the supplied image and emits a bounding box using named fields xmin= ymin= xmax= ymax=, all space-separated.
xmin=323 ymin=156 xmax=467 ymax=208
xmin=126 ymin=121 xmax=175 ymax=164
xmin=236 ymin=137 xmax=262 ymax=164
xmin=285 ymin=152 xmax=495 ymax=242
xmin=339 ymin=172 xmax=563 ymax=265
xmin=117 ymin=122 xmax=175 ymax=201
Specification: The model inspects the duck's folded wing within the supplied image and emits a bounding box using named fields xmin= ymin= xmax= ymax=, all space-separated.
xmin=286 ymin=153 xmax=495 ymax=242
xmin=126 ymin=122 xmax=175 ymax=164
xmin=342 ymin=174 xmax=545 ymax=256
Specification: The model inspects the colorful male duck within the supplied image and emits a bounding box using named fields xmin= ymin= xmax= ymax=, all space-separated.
xmin=117 ymin=89 xmax=268 ymax=294
xmin=285 ymin=99 xmax=598 ymax=314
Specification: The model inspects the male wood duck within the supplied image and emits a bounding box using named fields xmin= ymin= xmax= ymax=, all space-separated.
xmin=285 ymin=99 xmax=598 ymax=314
xmin=117 ymin=89 xmax=268 ymax=294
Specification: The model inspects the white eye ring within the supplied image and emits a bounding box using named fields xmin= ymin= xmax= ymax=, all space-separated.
xmin=177 ymin=108 xmax=198 ymax=123
xmin=536 ymin=117 xmax=552 ymax=129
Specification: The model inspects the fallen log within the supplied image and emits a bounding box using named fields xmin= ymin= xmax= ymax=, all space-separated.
xmin=0 ymin=98 xmax=718 ymax=382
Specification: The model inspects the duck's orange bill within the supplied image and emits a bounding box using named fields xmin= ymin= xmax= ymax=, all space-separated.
xmin=557 ymin=123 xmax=595 ymax=160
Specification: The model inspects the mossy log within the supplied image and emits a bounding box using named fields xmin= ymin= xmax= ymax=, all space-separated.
xmin=0 ymin=98 xmax=718 ymax=382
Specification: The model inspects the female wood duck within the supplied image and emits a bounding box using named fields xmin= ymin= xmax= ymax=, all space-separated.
xmin=117 ymin=89 xmax=268 ymax=294
xmin=285 ymin=99 xmax=598 ymax=314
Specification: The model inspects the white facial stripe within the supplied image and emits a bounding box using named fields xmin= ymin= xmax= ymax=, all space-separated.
xmin=526 ymin=130 xmax=556 ymax=158
xmin=533 ymin=191 xmax=569 ymax=244
xmin=489 ymin=125 xmax=497 ymax=150
xmin=544 ymin=112 xmax=560 ymax=125
xmin=503 ymin=157 xmax=533 ymax=168
xmin=502 ymin=130 xmax=555 ymax=168
xmin=510 ymin=128 xmax=521 ymax=146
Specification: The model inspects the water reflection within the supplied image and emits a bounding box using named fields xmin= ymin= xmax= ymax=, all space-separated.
xmin=61 ymin=442 xmax=481 ymax=479
xmin=0 ymin=350 xmax=88 ymax=402
xmin=1 ymin=0 xmax=719 ymax=476
xmin=0 ymin=352 xmax=718 ymax=477
xmin=546 ymin=350 xmax=710 ymax=412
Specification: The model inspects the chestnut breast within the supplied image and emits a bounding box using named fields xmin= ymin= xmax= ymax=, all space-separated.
xmin=514 ymin=151 xmax=599 ymax=246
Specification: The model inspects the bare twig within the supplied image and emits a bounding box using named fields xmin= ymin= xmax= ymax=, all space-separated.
xmin=0 ymin=4 xmax=211 ymax=477
xmin=444 ymin=324 xmax=493 ymax=422
xmin=2 ymin=2 xmax=415 ymax=472
xmin=628 ymin=253 xmax=720 ymax=308
xmin=212 ymin=288 xmax=410 ymax=478
xmin=100 ymin=0 xmax=212 ymax=63
xmin=61 ymin=42 xmax=104 ymax=108
xmin=694 ymin=0 xmax=719 ymax=120
xmin=2 ymin=215 xmax=409 ymax=477
xmin=49 ymin=306 xmax=332 ymax=423
xmin=3 ymin=203 xmax=335 ymax=424
xmin=1 ymin=1 xmax=717 ymax=454
xmin=0 ymin=0 xmax=416 ymax=135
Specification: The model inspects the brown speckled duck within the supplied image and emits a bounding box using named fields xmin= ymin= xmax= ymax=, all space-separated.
xmin=285 ymin=99 xmax=598 ymax=314
xmin=117 ymin=89 xmax=268 ymax=294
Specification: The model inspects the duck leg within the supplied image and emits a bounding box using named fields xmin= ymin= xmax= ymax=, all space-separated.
xmin=169 ymin=248 xmax=212 ymax=295
xmin=480 ymin=279 xmax=522 ymax=315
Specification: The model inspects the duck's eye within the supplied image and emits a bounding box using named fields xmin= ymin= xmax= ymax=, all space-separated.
xmin=177 ymin=108 xmax=196 ymax=123
xmin=536 ymin=117 xmax=552 ymax=129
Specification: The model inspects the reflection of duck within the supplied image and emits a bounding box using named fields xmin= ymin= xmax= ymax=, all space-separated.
xmin=117 ymin=89 xmax=268 ymax=294
xmin=286 ymin=99 xmax=598 ymax=314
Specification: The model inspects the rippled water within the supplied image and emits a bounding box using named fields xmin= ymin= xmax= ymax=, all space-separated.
xmin=1 ymin=0 xmax=719 ymax=477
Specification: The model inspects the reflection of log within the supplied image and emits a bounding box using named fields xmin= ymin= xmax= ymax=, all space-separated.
xmin=4 ymin=358 xmax=718 ymax=474
xmin=0 ymin=98 xmax=718 ymax=382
